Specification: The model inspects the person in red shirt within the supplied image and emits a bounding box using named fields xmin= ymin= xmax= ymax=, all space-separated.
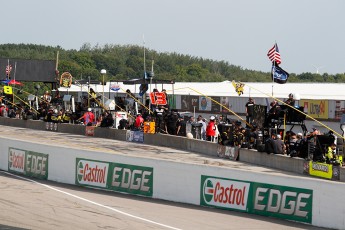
xmin=78 ymin=108 xmax=95 ymax=125
xmin=206 ymin=116 xmax=217 ymax=142
xmin=134 ymin=113 xmax=144 ymax=130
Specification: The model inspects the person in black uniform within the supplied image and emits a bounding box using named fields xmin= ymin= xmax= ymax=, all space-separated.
xmin=165 ymin=110 xmax=179 ymax=135
xmin=245 ymin=97 xmax=255 ymax=127
xmin=284 ymin=93 xmax=295 ymax=106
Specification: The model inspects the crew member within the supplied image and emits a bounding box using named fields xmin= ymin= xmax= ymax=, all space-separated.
xmin=206 ymin=116 xmax=217 ymax=142
xmin=134 ymin=113 xmax=144 ymax=130
xmin=284 ymin=93 xmax=295 ymax=106
xmin=245 ymin=97 xmax=255 ymax=127
xmin=42 ymin=91 xmax=52 ymax=104
xmin=78 ymin=108 xmax=95 ymax=125
xmin=267 ymin=100 xmax=281 ymax=127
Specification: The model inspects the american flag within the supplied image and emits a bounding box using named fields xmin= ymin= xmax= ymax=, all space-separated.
xmin=5 ymin=64 xmax=12 ymax=75
xmin=267 ymin=43 xmax=281 ymax=65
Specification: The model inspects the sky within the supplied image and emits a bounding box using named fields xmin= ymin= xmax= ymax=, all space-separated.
xmin=1 ymin=0 xmax=344 ymax=75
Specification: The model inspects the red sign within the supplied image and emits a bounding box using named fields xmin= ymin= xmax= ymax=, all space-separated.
xmin=149 ymin=92 xmax=167 ymax=105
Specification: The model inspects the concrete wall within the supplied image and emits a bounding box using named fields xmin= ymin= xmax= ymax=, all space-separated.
xmin=1 ymin=117 xmax=344 ymax=181
xmin=1 ymin=136 xmax=345 ymax=229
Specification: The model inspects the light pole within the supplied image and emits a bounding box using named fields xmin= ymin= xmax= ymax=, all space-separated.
xmin=100 ymin=69 xmax=106 ymax=107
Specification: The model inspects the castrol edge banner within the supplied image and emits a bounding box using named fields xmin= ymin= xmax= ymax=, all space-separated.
xmin=200 ymin=175 xmax=313 ymax=224
xmin=75 ymin=158 xmax=154 ymax=197
xmin=8 ymin=147 xmax=49 ymax=180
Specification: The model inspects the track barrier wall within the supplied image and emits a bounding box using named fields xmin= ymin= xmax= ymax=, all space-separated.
xmin=1 ymin=117 xmax=345 ymax=229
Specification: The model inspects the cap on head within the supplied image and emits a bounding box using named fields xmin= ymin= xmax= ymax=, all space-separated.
xmin=277 ymin=134 xmax=281 ymax=139
xmin=297 ymin=133 xmax=303 ymax=137
xmin=210 ymin=116 xmax=215 ymax=120
xmin=87 ymin=108 xmax=92 ymax=112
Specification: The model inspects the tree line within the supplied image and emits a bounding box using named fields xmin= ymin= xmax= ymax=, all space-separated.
xmin=1 ymin=43 xmax=344 ymax=84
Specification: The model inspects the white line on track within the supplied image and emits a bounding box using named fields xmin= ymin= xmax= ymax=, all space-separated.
xmin=2 ymin=171 xmax=182 ymax=230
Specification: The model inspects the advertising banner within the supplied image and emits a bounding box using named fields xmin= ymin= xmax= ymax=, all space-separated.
xmin=199 ymin=96 xmax=212 ymax=111
xmin=85 ymin=126 xmax=95 ymax=136
xmin=249 ymin=181 xmax=313 ymax=224
xmin=108 ymin=162 xmax=153 ymax=197
xmin=181 ymin=95 xmax=199 ymax=111
xmin=217 ymin=145 xmax=239 ymax=161
xmin=75 ymin=158 xmax=153 ymax=197
xmin=200 ymin=176 xmax=250 ymax=211
xmin=303 ymin=161 xmax=340 ymax=180
xmin=200 ymin=175 xmax=313 ymax=224
xmin=76 ymin=159 xmax=109 ymax=188
xmin=45 ymin=122 xmax=58 ymax=132
xmin=300 ymin=99 xmax=328 ymax=119
xmin=220 ymin=96 xmax=231 ymax=114
xmin=8 ymin=148 xmax=49 ymax=180
xmin=126 ymin=130 xmax=144 ymax=143
xmin=211 ymin=96 xmax=221 ymax=113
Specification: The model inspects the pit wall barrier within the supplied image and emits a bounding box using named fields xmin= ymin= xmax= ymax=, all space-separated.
xmin=1 ymin=117 xmax=345 ymax=181
xmin=1 ymin=137 xmax=345 ymax=229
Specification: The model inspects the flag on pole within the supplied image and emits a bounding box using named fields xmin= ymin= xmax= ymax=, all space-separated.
xmin=5 ymin=64 xmax=12 ymax=78
xmin=267 ymin=43 xmax=281 ymax=65
xmin=271 ymin=62 xmax=289 ymax=84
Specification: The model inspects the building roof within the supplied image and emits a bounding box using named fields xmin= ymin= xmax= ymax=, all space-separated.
xmin=59 ymin=81 xmax=345 ymax=100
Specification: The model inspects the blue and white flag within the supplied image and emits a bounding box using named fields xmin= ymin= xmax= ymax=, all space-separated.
xmin=271 ymin=63 xmax=289 ymax=84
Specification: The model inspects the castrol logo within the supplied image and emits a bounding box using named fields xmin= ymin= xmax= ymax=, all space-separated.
xmin=202 ymin=177 xmax=250 ymax=211
xmin=76 ymin=159 xmax=109 ymax=188
xmin=8 ymin=148 xmax=25 ymax=173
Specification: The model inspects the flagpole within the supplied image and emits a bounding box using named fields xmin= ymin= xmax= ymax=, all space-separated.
xmin=7 ymin=59 xmax=10 ymax=81
xmin=14 ymin=62 xmax=17 ymax=81
xmin=13 ymin=62 xmax=17 ymax=105
xmin=272 ymin=42 xmax=277 ymax=97
xmin=272 ymin=61 xmax=275 ymax=96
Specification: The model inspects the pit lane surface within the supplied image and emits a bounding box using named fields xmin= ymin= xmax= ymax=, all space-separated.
xmin=0 ymin=125 xmax=327 ymax=229
xmin=0 ymin=125 xmax=308 ymax=177
xmin=0 ymin=171 xmax=327 ymax=230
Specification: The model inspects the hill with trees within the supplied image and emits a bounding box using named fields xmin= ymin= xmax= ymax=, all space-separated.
xmin=1 ymin=43 xmax=344 ymax=84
